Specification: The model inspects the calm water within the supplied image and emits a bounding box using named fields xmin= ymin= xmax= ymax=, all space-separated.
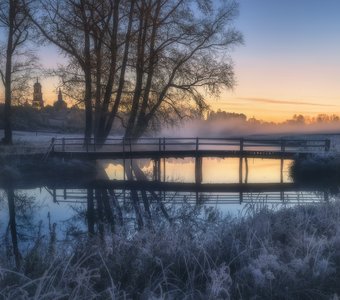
xmin=0 ymin=157 xmax=334 ymax=249
xmin=105 ymin=157 xmax=293 ymax=183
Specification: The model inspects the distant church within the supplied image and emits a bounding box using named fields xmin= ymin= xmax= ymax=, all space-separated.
xmin=31 ymin=79 xmax=67 ymax=110
xmin=53 ymin=88 xmax=67 ymax=110
xmin=32 ymin=79 xmax=44 ymax=109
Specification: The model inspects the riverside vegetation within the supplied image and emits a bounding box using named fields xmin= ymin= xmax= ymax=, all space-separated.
xmin=1 ymin=199 xmax=340 ymax=299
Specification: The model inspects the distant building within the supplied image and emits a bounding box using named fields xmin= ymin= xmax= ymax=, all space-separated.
xmin=53 ymin=89 xmax=67 ymax=111
xmin=32 ymin=79 xmax=44 ymax=109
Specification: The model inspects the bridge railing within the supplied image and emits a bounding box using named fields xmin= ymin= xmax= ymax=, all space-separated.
xmin=49 ymin=137 xmax=331 ymax=154
xmin=51 ymin=189 xmax=327 ymax=205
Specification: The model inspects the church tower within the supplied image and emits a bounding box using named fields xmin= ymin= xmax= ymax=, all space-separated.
xmin=53 ymin=88 xmax=67 ymax=110
xmin=32 ymin=79 xmax=44 ymax=109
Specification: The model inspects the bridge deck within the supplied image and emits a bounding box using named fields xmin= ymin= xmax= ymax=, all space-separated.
xmin=50 ymin=149 xmax=307 ymax=159
xmin=47 ymin=137 xmax=331 ymax=160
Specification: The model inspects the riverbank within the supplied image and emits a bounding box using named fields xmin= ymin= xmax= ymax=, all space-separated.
xmin=0 ymin=156 xmax=97 ymax=188
xmin=1 ymin=201 xmax=340 ymax=299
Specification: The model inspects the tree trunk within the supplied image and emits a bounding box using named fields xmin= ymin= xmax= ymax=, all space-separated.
xmin=95 ymin=0 xmax=120 ymax=143
xmin=83 ymin=17 xmax=92 ymax=145
xmin=2 ymin=1 xmax=14 ymax=145
xmin=101 ymin=0 xmax=135 ymax=140
xmin=7 ymin=189 xmax=21 ymax=269
xmin=124 ymin=2 xmax=148 ymax=138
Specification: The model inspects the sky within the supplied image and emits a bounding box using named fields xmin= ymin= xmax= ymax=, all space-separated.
xmin=212 ymin=0 xmax=340 ymax=121
xmin=1 ymin=0 xmax=340 ymax=122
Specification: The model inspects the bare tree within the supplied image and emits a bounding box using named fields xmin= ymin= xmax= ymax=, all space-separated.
xmin=123 ymin=0 xmax=242 ymax=139
xmin=0 ymin=0 xmax=34 ymax=144
xmin=93 ymin=0 xmax=242 ymax=140
xmin=29 ymin=0 xmax=242 ymax=142
xmin=27 ymin=0 xmax=97 ymax=144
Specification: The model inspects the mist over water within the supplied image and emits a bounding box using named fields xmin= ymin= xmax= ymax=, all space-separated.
xmin=161 ymin=119 xmax=340 ymax=138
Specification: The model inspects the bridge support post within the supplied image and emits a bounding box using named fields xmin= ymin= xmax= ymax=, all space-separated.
xmin=124 ymin=159 xmax=133 ymax=180
xmin=195 ymin=191 xmax=203 ymax=205
xmin=245 ymin=157 xmax=249 ymax=184
xmin=129 ymin=159 xmax=133 ymax=180
xmin=239 ymin=157 xmax=243 ymax=184
xmin=153 ymin=158 xmax=161 ymax=182
xmin=87 ymin=189 xmax=95 ymax=235
xmin=280 ymin=139 xmax=285 ymax=183
xmin=239 ymin=139 xmax=244 ymax=184
xmin=123 ymin=159 xmax=126 ymax=180
xmin=163 ymin=158 xmax=166 ymax=182
xmin=195 ymin=156 xmax=203 ymax=184
xmin=280 ymin=158 xmax=284 ymax=183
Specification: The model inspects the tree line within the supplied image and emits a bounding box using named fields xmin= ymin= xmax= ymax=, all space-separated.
xmin=0 ymin=0 xmax=242 ymax=145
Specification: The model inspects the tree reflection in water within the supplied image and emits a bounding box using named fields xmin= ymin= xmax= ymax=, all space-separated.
xmin=2 ymin=189 xmax=43 ymax=269
xmin=1 ymin=162 xmax=339 ymax=299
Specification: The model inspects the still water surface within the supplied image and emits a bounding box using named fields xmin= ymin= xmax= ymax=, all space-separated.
xmin=105 ymin=157 xmax=293 ymax=183
xmin=0 ymin=158 xmax=332 ymax=248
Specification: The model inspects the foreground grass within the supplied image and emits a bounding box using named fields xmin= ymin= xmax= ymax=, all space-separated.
xmin=2 ymin=202 xmax=340 ymax=299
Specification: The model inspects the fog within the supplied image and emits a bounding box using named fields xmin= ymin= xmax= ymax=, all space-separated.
xmin=161 ymin=119 xmax=340 ymax=138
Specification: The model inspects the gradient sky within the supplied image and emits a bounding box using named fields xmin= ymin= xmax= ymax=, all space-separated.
xmin=1 ymin=0 xmax=340 ymax=122
xmin=213 ymin=0 xmax=340 ymax=121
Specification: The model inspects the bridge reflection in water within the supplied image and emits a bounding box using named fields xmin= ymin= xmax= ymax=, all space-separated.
xmin=1 ymin=173 xmax=334 ymax=264
xmin=49 ymin=183 xmax=331 ymax=206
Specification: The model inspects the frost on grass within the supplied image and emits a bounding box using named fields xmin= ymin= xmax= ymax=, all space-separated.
xmin=2 ymin=202 xmax=340 ymax=299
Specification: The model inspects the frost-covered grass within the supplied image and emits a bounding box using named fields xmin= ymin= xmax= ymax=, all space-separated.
xmin=2 ymin=202 xmax=340 ymax=299
xmin=0 ymin=131 xmax=83 ymax=155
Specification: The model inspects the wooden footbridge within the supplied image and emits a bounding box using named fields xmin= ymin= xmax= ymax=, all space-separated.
xmin=45 ymin=137 xmax=331 ymax=184
xmin=47 ymin=137 xmax=330 ymax=160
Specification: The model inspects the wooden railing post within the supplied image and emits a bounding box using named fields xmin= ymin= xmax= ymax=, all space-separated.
xmin=240 ymin=138 xmax=244 ymax=151
xmin=196 ymin=137 xmax=199 ymax=151
xmin=62 ymin=138 xmax=65 ymax=152
xmin=159 ymin=138 xmax=161 ymax=151
xmin=281 ymin=139 xmax=285 ymax=152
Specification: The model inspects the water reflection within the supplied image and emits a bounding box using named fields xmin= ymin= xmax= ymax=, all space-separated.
xmin=104 ymin=158 xmax=293 ymax=183
xmin=0 ymin=157 xmax=337 ymax=259
xmin=1 ymin=189 xmax=39 ymax=269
